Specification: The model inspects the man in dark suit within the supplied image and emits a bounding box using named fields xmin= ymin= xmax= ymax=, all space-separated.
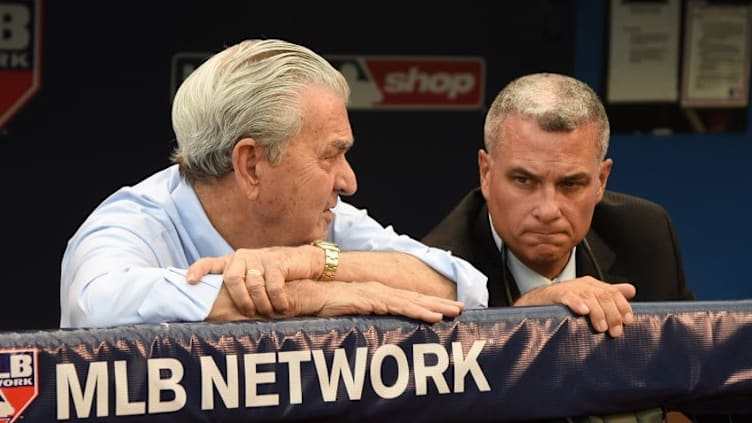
xmin=423 ymin=73 xmax=695 ymax=339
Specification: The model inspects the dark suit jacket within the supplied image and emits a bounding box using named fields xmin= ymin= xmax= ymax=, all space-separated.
xmin=422 ymin=188 xmax=695 ymax=306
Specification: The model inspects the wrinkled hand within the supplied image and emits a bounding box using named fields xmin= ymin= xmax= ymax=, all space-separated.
xmin=187 ymin=246 xmax=320 ymax=318
xmin=514 ymin=276 xmax=636 ymax=337
xmin=206 ymin=279 xmax=464 ymax=324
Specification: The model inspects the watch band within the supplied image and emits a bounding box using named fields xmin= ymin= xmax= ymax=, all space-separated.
xmin=311 ymin=240 xmax=339 ymax=281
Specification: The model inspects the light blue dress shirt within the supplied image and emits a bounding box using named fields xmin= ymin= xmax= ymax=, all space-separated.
xmin=60 ymin=165 xmax=488 ymax=328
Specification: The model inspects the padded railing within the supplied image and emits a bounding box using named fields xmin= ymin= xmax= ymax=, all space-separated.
xmin=1 ymin=301 xmax=751 ymax=422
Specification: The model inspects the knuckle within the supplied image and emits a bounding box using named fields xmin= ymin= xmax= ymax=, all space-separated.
xmin=248 ymin=284 xmax=267 ymax=295
xmin=246 ymin=281 xmax=265 ymax=291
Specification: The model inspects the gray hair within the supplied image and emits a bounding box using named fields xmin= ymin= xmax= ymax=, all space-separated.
xmin=171 ymin=39 xmax=351 ymax=183
xmin=483 ymin=73 xmax=609 ymax=160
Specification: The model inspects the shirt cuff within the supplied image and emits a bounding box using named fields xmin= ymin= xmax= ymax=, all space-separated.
xmin=137 ymin=267 xmax=223 ymax=323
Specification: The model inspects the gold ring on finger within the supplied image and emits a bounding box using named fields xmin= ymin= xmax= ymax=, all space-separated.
xmin=246 ymin=268 xmax=264 ymax=278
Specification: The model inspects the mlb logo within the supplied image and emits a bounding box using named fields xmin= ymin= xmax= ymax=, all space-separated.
xmin=326 ymin=55 xmax=485 ymax=110
xmin=0 ymin=349 xmax=38 ymax=423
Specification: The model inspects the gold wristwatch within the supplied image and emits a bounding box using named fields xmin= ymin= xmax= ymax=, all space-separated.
xmin=311 ymin=240 xmax=339 ymax=281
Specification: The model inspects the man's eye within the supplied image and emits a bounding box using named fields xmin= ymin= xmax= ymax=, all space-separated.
xmin=513 ymin=176 xmax=530 ymax=184
xmin=560 ymin=180 xmax=584 ymax=190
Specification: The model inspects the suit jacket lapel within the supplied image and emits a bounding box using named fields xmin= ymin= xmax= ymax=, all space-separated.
xmin=473 ymin=203 xmax=518 ymax=306
xmin=580 ymin=230 xmax=625 ymax=282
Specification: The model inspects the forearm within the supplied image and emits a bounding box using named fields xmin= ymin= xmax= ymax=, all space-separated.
xmin=335 ymin=250 xmax=456 ymax=299
xmin=208 ymin=279 xmax=462 ymax=323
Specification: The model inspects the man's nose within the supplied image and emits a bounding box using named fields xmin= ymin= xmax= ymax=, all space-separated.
xmin=335 ymin=157 xmax=357 ymax=196
xmin=532 ymin=186 xmax=562 ymax=222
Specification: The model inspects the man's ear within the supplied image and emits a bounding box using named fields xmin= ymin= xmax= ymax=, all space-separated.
xmin=597 ymin=158 xmax=613 ymax=200
xmin=478 ymin=148 xmax=491 ymax=200
xmin=232 ymin=138 xmax=264 ymax=199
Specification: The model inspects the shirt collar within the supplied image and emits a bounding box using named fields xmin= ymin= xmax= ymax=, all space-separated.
xmin=172 ymin=169 xmax=233 ymax=258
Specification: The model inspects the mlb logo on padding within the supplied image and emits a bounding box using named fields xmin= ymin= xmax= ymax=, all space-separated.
xmin=0 ymin=349 xmax=38 ymax=423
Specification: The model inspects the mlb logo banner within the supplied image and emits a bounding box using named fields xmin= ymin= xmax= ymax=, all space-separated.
xmin=326 ymin=56 xmax=485 ymax=110
xmin=0 ymin=349 xmax=38 ymax=423
xmin=0 ymin=0 xmax=42 ymax=128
